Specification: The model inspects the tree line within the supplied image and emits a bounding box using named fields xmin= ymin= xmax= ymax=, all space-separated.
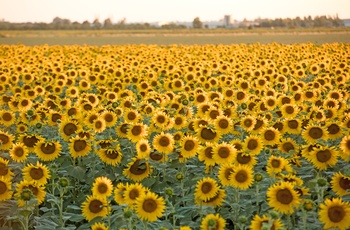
xmin=0 ymin=15 xmax=345 ymax=30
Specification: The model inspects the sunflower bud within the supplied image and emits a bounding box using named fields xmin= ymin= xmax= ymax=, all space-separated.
xmin=27 ymin=110 xmax=34 ymax=116
xmin=164 ymin=187 xmax=173 ymax=196
xmin=268 ymin=210 xmax=280 ymax=219
xmin=35 ymin=123 xmax=42 ymax=129
xmin=176 ymin=173 xmax=183 ymax=181
xmin=238 ymin=215 xmax=247 ymax=224
xmin=254 ymin=173 xmax=263 ymax=182
xmin=123 ymin=209 xmax=133 ymax=219
xmin=189 ymin=95 xmax=195 ymax=101
xmin=240 ymin=103 xmax=247 ymax=110
xmin=317 ymin=177 xmax=327 ymax=187
xmin=112 ymin=102 xmax=118 ymax=108
xmin=207 ymin=218 xmax=217 ymax=228
xmin=182 ymin=99 xmax=189 ymax=105
xmin=21 ymin=189 xmax=34 ymax=201
xmin=302 ymin=200 xmax=314 ymax=212
xmin=59 ymin=177 xmax=70 ymax=188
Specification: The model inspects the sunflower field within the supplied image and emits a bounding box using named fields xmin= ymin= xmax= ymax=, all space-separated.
xmin=0 ymin=42 xmax=350 ymax=230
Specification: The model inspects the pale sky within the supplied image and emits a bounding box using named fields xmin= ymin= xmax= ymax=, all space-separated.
xmin=1 ymin=0 xmax=349 ymax=23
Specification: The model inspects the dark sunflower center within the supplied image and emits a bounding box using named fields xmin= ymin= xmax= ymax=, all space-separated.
xmin=282 ymin=143 xmax=295 ymax=153
xmin=316 ymin=149 xmax=331 ymax=163
xmin=253 ymin=119 xmax=263 ymax=130
xmin=73 ymin=140 xmax=87 ymax=152
xmin=0 ymin=181 xmax=7 ymax=194
xmin=40 ymin=143 xmax=56 ymax=154
xmin=27 ymin=185 xmax=38 ymax=196
xmin=98 ymin=183 xmax=108 ymax=194
xmin=140 ymin=144 xmax=148 ymax=152
xmin=184 ymin=140 xmax=195 ymax=151
xmin=120 ymin=124 xmax=128 ymax=134
xmin=159 ymin=136 xmax=170 ymax=147
xmin=201 ymin=182 xmax=213 ymax=194
xmin=150 ymin=151 xmax=163 ymax=161
xmin=218 ymin=119 xmax=229 ymax=129
xmin=285 ymin=106 xmax=294 ymax=114
xmin=104 ymin=114 xmax=114 ymax=122
xmin=156 ymin=115 xmax=166 ymax=123
xmin=63 ymin=123 xmax=78 ymax=136
xmin=0 ymin=163 xmax=8 ymax=176
xmin=175 ymin=117 xmax=183 ymax=125
xmin=200 ymin=128 xmax=217 ymax=141
xmin=271 ymin=159 xmax=281 ymax=168
xmin=143 ymin=198 xmax=157 ymax=213
xmin=328 ymin=206 xmax=345 ymax=223
xmin=264 ymin=130 xmax=276 ymax=141
xmin=0 ymin=134 xmax=9 ymax=144
xmin=276 ymin=188 xmax=293 ymax=204
xmin=89 ymin=199 xmax=103 ymax=213
xmin=339 ymin=177 xmax=350 ymax=190
xmin=237 ymin=152 xmax=251 ymax=164
xmin=225 ymin=168 xmax=234 ymax=180
xmin=129 ymin=188 xmax=139 ymax=199
xmin=247 ymin=139 xmax=258 ymax=150
xmin=309 ymin=127 xmax=323 ymax=139
xmin=288 ymin=120 xmax=299 ymax=129
xmin=2 ymin=112 xmax=12 ymax=121
xmin=218 ymin=147 xmax=230 ymax=158
xmin=244 ymin=119 xmax=253 ymax=127
xmin=30 ymin=168 xmax=44 ymax=180
xmin=105 ymin=150 xmax=119 ymax=159
xmin=131 ymin=125 xmax=142 ymax=136
xmin=130 ymin=160 xmax=147 ymax=175
xmin=237 ymin=92 xmax=245 ymax=100
xmin=235 ymin=170 xmax=248 ymax=183
xmin=204 ymin=147 xmax=213 ymax=159
xmin=14 ymin=147 xmax=24 ymax=157
xmin=209 ymin=110 xmax=220 ymax=119
xmin=127 ymin=112 xmax=136 ymax=121
xmin=95 ymin=121 xmax=103 ymax=129
xmin=52 ymin=113 xmax=61 ymax=122
xmin=89 ymin=115 xmax=98 ymax=123
xmin=327 ymin=124 xmax=340 ymax=135
xmin=197 ymin=95 xmax=205 ymax=103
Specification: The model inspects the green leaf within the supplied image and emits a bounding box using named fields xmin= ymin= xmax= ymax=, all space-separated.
xmin=68 ymin=165 xmax=86 ymax=180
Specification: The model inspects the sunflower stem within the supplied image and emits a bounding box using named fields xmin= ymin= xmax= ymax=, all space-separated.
xmin=302 ymin=209 xmax=307 ymax=230
xmin=142 ymin=220 xmax=148 ymax=230
xmin=255 ymin=184 xmax=260 ymax=215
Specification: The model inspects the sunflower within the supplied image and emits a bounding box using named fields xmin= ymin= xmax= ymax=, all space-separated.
xmin=261 ymin=127 xmax=281 ymax=146
xmin=22 ymin=161 xmax=51 ymax=186
xmin=15 ymin=180 xmax=46 ymax=207
xmin=151 ymin=110 xmax=173 ymax=131
xmin=91 ymin=222 xmax=108 ymax=230
xmin=179 ymin=135 xmax=200 ymax=159
xmin=0 ymin=110 xmax=16 ymax=127
xmin=34 ymin=139 xmax=62 ymax=162
xmin=280 ymin=103 xmax=300 ymax=119
xmin=302 ymin=123 xmax=329 ymax=145
xmin=278 ymin=138 xmax=299 ymax=155
xmin=212 ymin=142 xmax=236 ymax=165
xmin=266 ymin=155 xmax=288 ymax=176
xmin=93 ymin=118 xmax=106 ymax=133
xmin=243 ymin=135 xmax=264 ymax=156
xmin=173 ymin=114 xmax=188 ymax=130
xmin=339 ymin=135 xmax=350 ymax=161
xmin=318 ymin=197 xmax=350 ymax=230
xmin=267 ymin=181 xmax=300 ymax=214
xmin=116 ymin=122 xmax=129 ymax=138
xmin=92 ymin=176 xmax=113 ymax=198
xmin=81 ymin=195 xmax=108 ymax=222
xmin=0 ymin=177 xmax=12 ymax=201
xmin=306 ymin=145 xmax=338 ymax=170
xmin=195 ymin=177 xmax=219 ymax=202
xmin=97 ymin=146 xmax=123 ymax=166
xmin=251 ymin=117 xmax=268 ymax=135
xmin=123 ymin=183 xmax=146 ymax=207
xmin=136 ymin=139 xmax=151 ymax=159
xmin=282 ymin=119 xmax=302 ymax=135
xmin=0 ymin=131 xmax=14 ymax=151
xmin=197 ymin=188 xmax=226 ymax=208
xmin=331 ymin=172 xmax=350 ymax=197
xmin=230 ymin=164 xmax=254 ymax=190
xmin=218 ymin=163 xmax=235 ymax=186
xmin=213 ymin=115 xmax=232 ymax=135
xmin=195 ymin=126 xmax=221 ymax=144
xmin=123 ymin=158 xmax=152 ymax=182
xmin=69 ymin=136 xmax=91 ymax=158
xmin=198 ymin=142 xmax=216 ymax=167
xmin=135 ymin=191 xmax=165 ymax=222
xmin=200 ymin=213 xmax=226 ymax=230
xmin=99 ymin=110 xmax=117 ymax=128
xmin=127 ymin=123 xmax=149 ymax=143
xmin=240 ymin=115 xmax=257 ymax=132
xmin=59 ymin=118 xmax=80 ymax=141
xmin=249 ymin=214 xmax=284 ymax=230
xmin=152 ymin=132 xmax=174 ymax=154
xmin=9 ymin=142 xmax=29 ymax=162
xmin=114 ymin=182 xmax=127 ymax=205
xmin=326 ymin=122 xmax=343 ymax=140
xmin=124 ymin=109 xmax=141 ymax=124
xmin=232 ymin=151 xmax=257 ymax=168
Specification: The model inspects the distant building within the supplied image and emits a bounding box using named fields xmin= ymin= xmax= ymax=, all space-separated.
xmin=224 ymin=15 xmax=233 ymax=28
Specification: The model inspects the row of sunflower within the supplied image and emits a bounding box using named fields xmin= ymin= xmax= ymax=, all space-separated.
xmin=0 ymin=43 xmax=350 ymax=229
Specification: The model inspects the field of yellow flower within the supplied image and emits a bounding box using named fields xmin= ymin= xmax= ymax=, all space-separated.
xmin=0 ymin=43 xmax=350 ymax=230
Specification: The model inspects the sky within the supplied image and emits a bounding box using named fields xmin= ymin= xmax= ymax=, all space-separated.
xmin=1 ymin=0 xmax=350 ymax=24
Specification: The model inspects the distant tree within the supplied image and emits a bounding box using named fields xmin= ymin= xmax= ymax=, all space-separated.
xmin=103 ymin=18 xmax=113 ymax=29
xmin=92 ymin=18 xmax=102 ymax=29
xmin=81 ymin=20 xmax=91 ymax=30
xmin=192 ymin=17 xmax=203 ymax=29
